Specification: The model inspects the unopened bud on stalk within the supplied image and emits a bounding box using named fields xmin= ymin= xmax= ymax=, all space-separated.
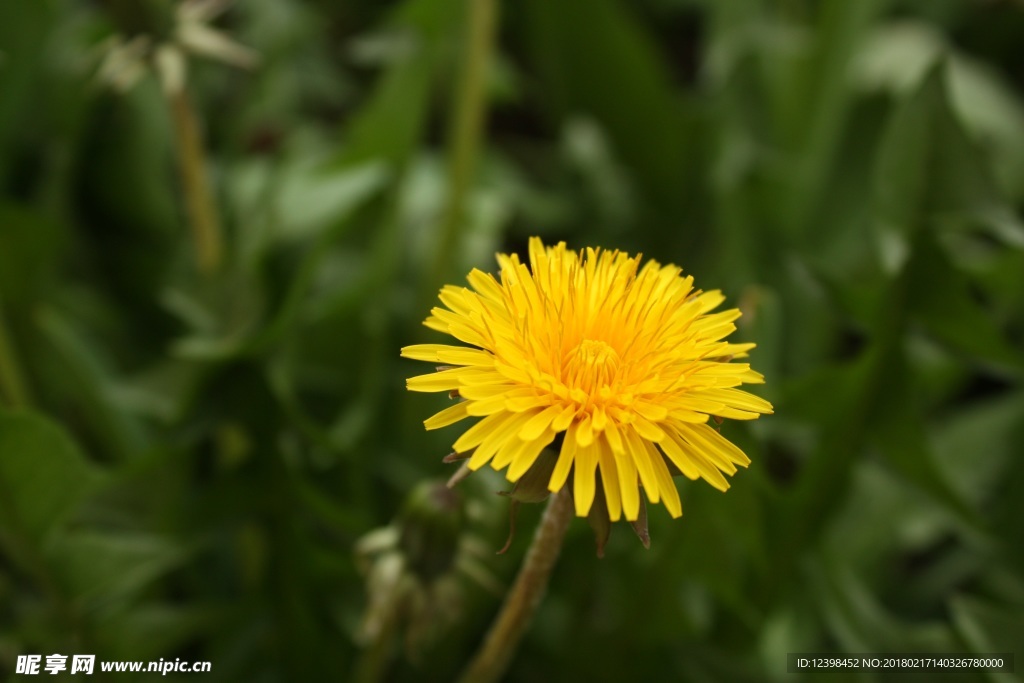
xmin=354 ymin=480 xmax=502 ymax=665
xmin=397 ymin=481 xmax=464 ymax=584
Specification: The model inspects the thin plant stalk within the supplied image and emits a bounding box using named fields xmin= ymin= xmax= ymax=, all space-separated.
xmin=427 ymin=0 xmax=499 ymax=299
xmin=167 ymin=87 xmax=224 ymax=275
xmin=456 ymin=491 xmax=574 ymax=683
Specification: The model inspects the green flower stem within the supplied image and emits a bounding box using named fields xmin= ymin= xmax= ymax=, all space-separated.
xmin=427 ymin=0 xmax=499 ymax=299
xmin=0 ymin=301 xmax=31 ymax=409
xmin=167 ymin=88 xmax=224 ymax=275
xmin=456 ymin=491 xmax=574 ymax=683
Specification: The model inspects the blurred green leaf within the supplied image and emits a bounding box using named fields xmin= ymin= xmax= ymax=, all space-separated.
xmin=48 ymin=532 xmax=185 ymax=607
xmin=855 ymin=21 xmax=1024 ymax=202
xmin=949 ymin=595 xmax=1024 ymax=682
xmin=821 ymin=462 xmax=942 ymax=580
xmin=774 ymin=350 xmax=878 ymax=566
xmin=95 ymin=604 xmax=219 ymax=661
xmin=874 ymin=63 xmax=1024 ymax=249
xmin=854 ymin=21 xmax=946 ymax=95
xmin=34 ymin=306 xmax=149 ymax=460
xmin=0 ymin=0 xmax=53 ymax=186
xmin=868 ymin=346 xmax=982 ymax=529
xmin=522 ymin=0 xmax=700 ymax=239
xmin=0 ymin=203 xmax=63 ymax=305
xmin=987 ymin=411 xmax=1024 ymax=575
xmin=338 ymin=0 xmax=460 ymax=167
xmin=905 ymin=235 xmax=1024 ymax=372
xmin=780 ymin=0 xmax=889 ymax=238
xmin=949 ymin=56 xmax=1024 ymax=203
xmin=78 ymin=87 xmax=179 ymax=242
xmin=668 ymin=476 xmax=765 ymax=610
xmin=272 ymin=160 xmax=389 ymax=243
xmin=252 ymin=0 xmax=457 ymax=354
xmin=810 ymin=557 xmax=956 ymax=652
xmin=0 ymin=410 xmax=103 ymax=544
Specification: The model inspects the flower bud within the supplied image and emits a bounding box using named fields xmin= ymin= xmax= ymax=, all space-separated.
xmin=396 ymin=481 xmax=464 ymax=584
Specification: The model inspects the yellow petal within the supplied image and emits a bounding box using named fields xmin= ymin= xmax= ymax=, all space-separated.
xmin=633 ymin=400 xmax=668 ymax=421
xmin=520 ymin=404 xmax=563 ymax=441
xmin=423 ymin=316 xmax=448 ymax=333
xmin=573 ymin=441 xmax=599 ymax=516
xmin=549 ymin=422 xmax=578 ymax=492
xmin=576 ymin=413 xmax=595 ymax=447
xmin=470 ymin=411 xmax=535 ymax=470
xmin=493 ymin=432 xmax=533 ymax=471
xmin=551 ymin=404 xmax=577 ymax=432
xmin=458 ymin=383 xmax=517 ymax=400
xmin=424 ymin=401 xmax=471 ymax=430
xmin=508 ymin=430 xmax=556 ymax=482
xmin=670 ymin=428 xmax=731 ymax=491
xmin=467 ymin=268 xmax=505 ymax=302
xmin=406 ymin=368 xmax=465 ymax=392
xmin=401 ymin=344 xmax=494 ymax=367
xmin=623 ymin=428 xmax=660 ymax=504
xmin=689 ymin=453 xmax=730 ymax=491
xmin=694 ymin=290 xmax=726 ymax=314
xmin=455 ymin=411 xmax=516 ymax=454
xmin=658 ymin=427 xmax=701 ymax=480
xmin=682 ymin=423 xmax=751 ymax=469
xmin=645 ymin=440 xmax=681 ymax=518
xmin=614 ymin=435 xmax=641 ymax=521
xmin=466 ymin=394 xmax=511 ymax=416
xmin=598 ymin=437 xmax=622 ymax=522
xmin=631 ymin=415 xmax=665 ymax=441
xmin=506 ymin=395 xmax=550 ymax=412
xmin=604 ymin=418 xmax=625 ymax=454
xmin=715 ymin=407 xmax=762 ymax=420
xmin=668 ymin=395 xmax=727 ymax=413
xmin=699 ymin=387 xmax=774 ymax=415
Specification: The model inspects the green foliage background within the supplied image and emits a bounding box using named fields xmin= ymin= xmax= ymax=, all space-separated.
xmin=2 ymin=0 xmax=1024 ymax=680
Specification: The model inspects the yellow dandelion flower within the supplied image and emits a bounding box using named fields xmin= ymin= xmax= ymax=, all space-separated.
xmin=402 ymin=237 xmax=773 ymax=521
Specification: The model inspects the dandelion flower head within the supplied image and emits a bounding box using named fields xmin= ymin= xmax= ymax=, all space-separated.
xmin=402 ymin=238 xmax=772 ymax=521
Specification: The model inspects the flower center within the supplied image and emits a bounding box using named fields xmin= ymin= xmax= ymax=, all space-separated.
xmin=564 ymin=339 xmax=620 ymax=394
